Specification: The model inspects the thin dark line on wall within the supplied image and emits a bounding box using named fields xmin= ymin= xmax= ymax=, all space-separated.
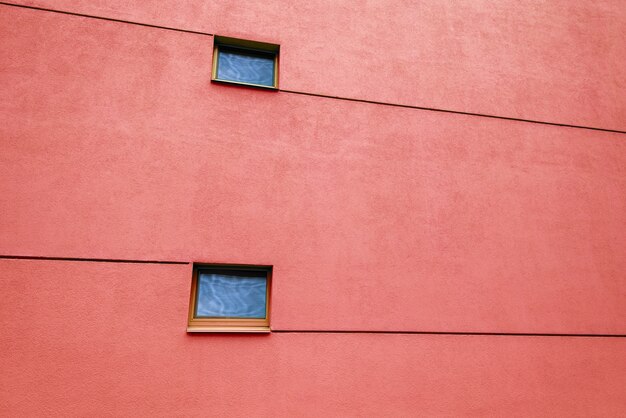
xmin=0 ymin=254 xmax=189 ymax=265
xmin=273 ymin=330 xmax=626 ymax=338
xmin=280 ymin=90 xmax=626 ymax=135
xmin=3 ymin=1 xmax=624 ymax=135
xmin=0 ymin=2 xmax=213 ymax=37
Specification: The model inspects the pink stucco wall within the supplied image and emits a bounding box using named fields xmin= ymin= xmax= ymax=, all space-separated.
xmin=1 ymin=2 xmax=625 ymax=416
xmin=9 ymin=0 xmax=626 ymax=131
xmin=1 ymin=259 xmax=625 ymax=416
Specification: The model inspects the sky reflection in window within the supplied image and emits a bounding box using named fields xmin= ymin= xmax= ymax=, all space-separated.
xmin=195 ymin=271 xmax=267 ymax=318
xmin=217 ymin=49 xmax=275 ymax=87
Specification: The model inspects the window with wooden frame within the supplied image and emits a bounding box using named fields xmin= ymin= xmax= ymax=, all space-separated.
xmin=211 ymin=35 xmax=279 ymax=89
xmin=187 ymin=264 xmax=272 ymax=333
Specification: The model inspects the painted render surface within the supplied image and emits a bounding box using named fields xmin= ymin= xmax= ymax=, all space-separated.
xmin=1 ymin=6 xmax=625 ymax=333
xmin=9 ymin=0 xmax=626 ymax=131
xmin=1 ymin=2 xmax=625 ymax=417
xmin=1 ymin=259 xmax=625 ymax=417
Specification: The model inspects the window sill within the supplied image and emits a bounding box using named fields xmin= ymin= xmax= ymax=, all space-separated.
xmin=211 ymin=78 xmax=278 ymax=90
xmin=187 ymin=326 xmax=271 ymax=333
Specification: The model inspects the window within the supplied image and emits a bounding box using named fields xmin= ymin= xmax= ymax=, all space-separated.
xmin=187 ymin=264 xmax=272 ymax=333
xmin=211 ymin=35 xmax=279 ymax=89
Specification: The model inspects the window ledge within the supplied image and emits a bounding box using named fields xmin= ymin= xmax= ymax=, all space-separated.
xmin=212 ymin=78 xmax=279 ymax=91
xmin=187 ymin=326 xmax=271 ymax=333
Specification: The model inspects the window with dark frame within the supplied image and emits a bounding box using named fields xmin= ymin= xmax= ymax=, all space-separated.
xmin=187 ymin=264 xmax=272 ymax=333
xmin=211 ymin=35 xmax=279 ymax=89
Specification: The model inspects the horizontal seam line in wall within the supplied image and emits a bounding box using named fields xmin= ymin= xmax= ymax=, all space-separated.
xmin=272 ymin=330 xmax=626 ymax=338
xmin=280 ymin=90 xmax=626 ymax=135
xmin=0 ymin=1 xmax=213 ymax=37
xmin=0 ymin=255 xmax=189 ymax=265
xmin=1 ymin=254 xmax=622 ymax=337
xmin=3 ymin=2 xmax=624 ymax=135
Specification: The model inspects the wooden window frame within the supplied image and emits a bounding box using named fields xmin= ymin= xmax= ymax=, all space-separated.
xmin=187 ymin=263 xmax=272 ymax=333
xmin=211 ymin=35 xmax=280 ymax=90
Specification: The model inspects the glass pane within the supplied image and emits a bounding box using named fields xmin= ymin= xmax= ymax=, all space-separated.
xmin=195 ymin=270 xmax=267 ymax=318
xmin=217 ymin=48 xmax=275 ymax=87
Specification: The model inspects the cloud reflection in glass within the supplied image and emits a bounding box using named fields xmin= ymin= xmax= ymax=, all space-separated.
xmin=216 ymin=48 xmax=275 ymax=87
xmin=195 ymin=271 xmax=267 ymax=319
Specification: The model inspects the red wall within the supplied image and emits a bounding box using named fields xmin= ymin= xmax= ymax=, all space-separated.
xmin=1 ymin=260 xmax=624 ymax=416
xmin=8 ymin=0 xmax=626 ymax=131
xmin=1 ymin=2 xmax=625 ymax=416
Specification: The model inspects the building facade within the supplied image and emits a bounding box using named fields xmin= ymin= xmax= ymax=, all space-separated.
xmin=1 ymin=1 xmax=625 ymax=416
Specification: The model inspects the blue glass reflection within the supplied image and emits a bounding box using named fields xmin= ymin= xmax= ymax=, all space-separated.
xmin=217 ymin=49 xmax=275 ymax=87
xmin=196 ymin=272 xmax=267 ymax=318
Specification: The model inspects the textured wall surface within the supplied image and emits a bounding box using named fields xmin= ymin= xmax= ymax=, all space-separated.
xmin=8 ymin=0 xmax=626 ymax=131
xmin=1 ymin=2 xmax=625 ymax=417
xmin=1 ymin=259 xmax=625 ymax=417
